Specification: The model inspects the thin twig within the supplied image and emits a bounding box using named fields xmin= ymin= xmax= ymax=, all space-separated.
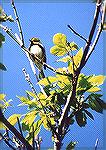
xmin=22 ymin=68 xmax=37 ymax=94
xmin=32 ymin=124 xmax=35 ymax=150
xmin=0 ymin=132 xmax=16 ymax=150
xmin=67 ymin=25 xmax=88 ymax=43
xmin=17 ymin=117 xmax=23 ymax=137
xmin=95 ymin=138 xmax=99 ymax=150
xmin=11 ymin=0 xmax=24 ymax=45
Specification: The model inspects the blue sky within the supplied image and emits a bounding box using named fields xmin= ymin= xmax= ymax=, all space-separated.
xmin=1 ymin=1 xmax=106 ymax=149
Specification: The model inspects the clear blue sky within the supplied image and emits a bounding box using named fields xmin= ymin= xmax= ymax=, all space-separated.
xmin=1 ymin=1 xmax=106 ymax=149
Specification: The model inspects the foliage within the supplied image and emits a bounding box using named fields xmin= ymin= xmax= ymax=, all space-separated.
xmin=9 ymin=33 xmax=105 ymax=145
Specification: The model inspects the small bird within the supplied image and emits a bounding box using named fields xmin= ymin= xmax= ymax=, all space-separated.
xmin=29 ymin=37 xmax=46 ymax=78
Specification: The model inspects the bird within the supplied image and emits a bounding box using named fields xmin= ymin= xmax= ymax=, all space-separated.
xmin=29 ymin=37 xmax=46 ymax=78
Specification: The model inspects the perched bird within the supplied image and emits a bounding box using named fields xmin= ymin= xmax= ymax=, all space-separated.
xmin=29 ymin=37 xmax=46 ymax=78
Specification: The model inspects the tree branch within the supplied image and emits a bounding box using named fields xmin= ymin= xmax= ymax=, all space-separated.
xmin=11 ymin=0 xmax=24 ymax=45
xmin=78 ymin=0 xmax=102 ymax=71
xmin=0 ymin=109 xmax=33 ymax=150
xmin=67 ymin=25 xmax=88 ymax=43
xmin=58 ymin=0 xmax=102 ymax=133
xmin=85 ymin=0 xmax=106 ymax=63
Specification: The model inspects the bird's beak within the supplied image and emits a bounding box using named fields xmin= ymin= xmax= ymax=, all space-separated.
xmin=29 ymin=39 xmax=31 ymax=42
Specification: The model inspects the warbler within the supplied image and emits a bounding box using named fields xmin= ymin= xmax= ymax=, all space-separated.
xmin=29 ymin=37 xmax=46 ymax=78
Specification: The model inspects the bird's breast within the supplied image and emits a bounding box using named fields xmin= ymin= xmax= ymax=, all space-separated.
xmin=30 ymin=45 xmax=42 ymax=57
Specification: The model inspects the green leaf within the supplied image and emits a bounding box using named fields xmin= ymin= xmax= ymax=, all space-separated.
xmin=89 ymin=98 xmax=103 ymax=113
xmin=26 ymin=119 xmax=42 ymax=144
xmin=69 ymin=42 xmax=78 ymax=50
xmin=66 ymin=141 xmax=78 ymax=150
xmin=75 ymin=111 xmax=87 ymax=127
xmin=0 ymin=33 xmax=5 ymax=47
xmin=50 ymin=45 xmax=67 ymax=56
xmin=53 ymin=33 xmax=67 ymax=47
xmin=84 ymin=109 xmax=94 ymax=120
xmin=8 ymin=114 xmax=21 ymax=126
xmin=0 ymin=63 xmax=7 ymax=71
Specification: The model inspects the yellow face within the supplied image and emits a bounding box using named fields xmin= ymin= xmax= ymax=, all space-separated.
xmin=30 ymin=37 xmax=40 ymax=44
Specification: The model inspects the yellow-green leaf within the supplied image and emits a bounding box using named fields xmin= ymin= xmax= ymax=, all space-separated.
xmin=57 ymin=56 xmax=71 ymax=63
xmin=69 ymin=42 xmax=78 ymax=50
xmin=50 ymin=45 xmax=67 ymax=56
xmin=26 ymin=91 xmax=37 ymax=98
xmin=38 ymin=76 xmax=57 ymax=86
xmin=0 ymin=94 xmax=6 ymax=100
xmin=87 ymin=87 xmax=101 ymax=92
xmin=73 ymin=47 xmax=83 ymax=67
xmin=22 ymin=111 xmax=37 ymax=126
xmin=53 ymin=33 xmax=67 ymax=47
xmin=8 ymin=114 xmax=21 ymax=126
xmin=68 ymin=62 xmax=74 ymax=74
xmin=0 ymin=122 xmax=6 ymax=130
xmin=88 ymin=75 xmax=106 ymax=86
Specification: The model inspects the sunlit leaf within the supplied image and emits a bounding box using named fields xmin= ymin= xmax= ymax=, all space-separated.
xmin=57 ymin=56 xmax=71 ymax=63
xmin=88 ymin=75 xmax=106 ymax=86
xmin=69 ymin=42 xmax=78 ymax=50
xmin=0 ymin=94 xmax=6 ymax=100
xmin=73 ymin=47 xmax=83 ymax=67
xmin=50 ymin=45 xmax=67 ymax=56
xmin=68 ymin=62 xmax=74 ymax=74
xmin=26 ymin=91 xmax=37 ymax=98
xmin=22 ymin=110 xmax=37 ymax=126
xmin=38 ymin=76 xmax=57 ymax=86
xmin=53 ymin=33 xmax=67 ymax=47
xmin=87 ymin=86 xmax=101 ymax=92
xmin=0 ymin=122 xmax=6 ymax=130
xmin=8 ymin=114 xmax=21 ymax=126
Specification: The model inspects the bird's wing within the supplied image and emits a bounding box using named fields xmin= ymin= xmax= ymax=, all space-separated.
xmin=38 ymin=44 xmax=46 ymax=70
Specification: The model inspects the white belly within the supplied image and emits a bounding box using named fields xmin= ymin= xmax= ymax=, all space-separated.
xmin=30 ymin=45 xmax=42 ymax=57
xmin=30 ymin=45 xmax=43 ymax=70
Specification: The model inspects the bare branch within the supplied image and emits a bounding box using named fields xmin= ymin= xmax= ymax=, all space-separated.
xmin=95 ymin=138 xmax=99 ymax=150
xmin=67 ymin=25 xmax=88 ymax=43
xmin=11 ymin=0 xmax=24 ymax=45
xmin=85 ymin=0 xmax=106 ymax=62
xmin=22 ymin=68 xmax=37 ymax=94
xmin=78 ymin=0 xmax=102 ymax=71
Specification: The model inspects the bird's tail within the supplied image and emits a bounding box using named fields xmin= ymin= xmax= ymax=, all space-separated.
xmin=39 ymin=69 xmax=45 ymax=79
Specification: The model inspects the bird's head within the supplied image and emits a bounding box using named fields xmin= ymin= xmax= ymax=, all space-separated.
xmin=29 ymin=37 xmax=41 ymax=44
